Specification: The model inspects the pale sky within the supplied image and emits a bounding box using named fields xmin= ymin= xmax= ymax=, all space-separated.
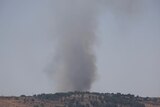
xmin=0 ymin=0 xmax=160 ymax=97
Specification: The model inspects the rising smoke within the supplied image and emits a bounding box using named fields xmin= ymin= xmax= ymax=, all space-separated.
xmin=51 ymin=0 xmax=98 ymax=91
xmin=51 ymin=0 xmax=137 ymax=92
xmin=50 ymin=0 xmax=138 ymax=92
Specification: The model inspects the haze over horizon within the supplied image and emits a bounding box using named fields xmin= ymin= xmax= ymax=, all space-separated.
xmin=0 ymin=0 xmax=160 ymax=97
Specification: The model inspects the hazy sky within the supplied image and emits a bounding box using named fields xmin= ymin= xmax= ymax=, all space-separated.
xmin=0 ymin=0 xmax=160 ymax=97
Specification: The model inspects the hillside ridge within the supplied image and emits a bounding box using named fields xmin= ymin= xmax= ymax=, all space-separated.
xmin=0 ymin=92 xmax=160 ymax=107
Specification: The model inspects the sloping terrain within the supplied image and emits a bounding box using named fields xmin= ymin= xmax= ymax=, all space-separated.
xmin=0 ymin=92 xmax=160 ymax=107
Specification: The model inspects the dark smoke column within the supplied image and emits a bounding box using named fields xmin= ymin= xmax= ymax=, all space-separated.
xmin=53 ymin=0 xmax=98 ymax=92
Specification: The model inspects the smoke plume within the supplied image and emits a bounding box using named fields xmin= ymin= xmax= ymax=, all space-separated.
xmin=50 ymin=0 xmax=138 ymax=92
xmin=51 ymin=0 xmax=98 ymax=91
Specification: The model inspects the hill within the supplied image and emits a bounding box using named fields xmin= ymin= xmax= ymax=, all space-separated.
xmin=0 ymin=92 xmax=160 ymax=107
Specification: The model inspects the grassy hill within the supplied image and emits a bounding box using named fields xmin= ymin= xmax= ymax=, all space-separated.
xmin=0 ymin=92 xmax=160 ymax=107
